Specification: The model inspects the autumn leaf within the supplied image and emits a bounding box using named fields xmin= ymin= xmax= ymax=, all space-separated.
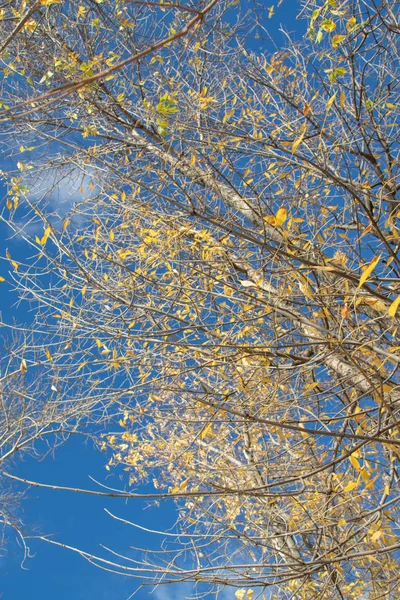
xmin=357 ymin=255 xmax=380 ymax=288
xmin=388 ymin=295 xmax=400 ymax=318
xmin=320 ymin=19 xmax=336 ymax=32
xmin=343 ymin=481 xmax=358 ymax=492
xmin=292 ymin=132 xmax=305 ymax=154
xmin=200 ymin=422 xmax=213 ymax=440
xmin=332 ymin=34 xmax=346 ymax=48
xmin=36 ymin=226 xmax=51 ymax=246
xmin=326 ymin=92 xmax=337 ymax=112
xmin=361 ymin=296 xmax=387 ymax=312
xmin=370 ymin=529 xmax=384 ymax=543
xmin=349 ymin=454 xmax=361 ymax=470
xmin=275 ymin=206 xmax=287 ymax=226
xmin=263 ymin=207 xmax=287 ymax=227
xmin=235 ymin=590 xmax=254 ymax=600
xmin=241 ymin=280 xmax=256 ymax=288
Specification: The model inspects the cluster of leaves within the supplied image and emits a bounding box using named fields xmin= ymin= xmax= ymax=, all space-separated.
xmin=0 ymin=0 xmax=400 ymax=598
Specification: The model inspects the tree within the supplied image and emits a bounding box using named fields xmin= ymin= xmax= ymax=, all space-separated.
xmin=1 ymin=0 xmax=400 ymax=598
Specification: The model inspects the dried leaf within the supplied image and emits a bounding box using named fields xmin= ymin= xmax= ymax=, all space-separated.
xmin=241 ymin=280 xmax=256 ymax=288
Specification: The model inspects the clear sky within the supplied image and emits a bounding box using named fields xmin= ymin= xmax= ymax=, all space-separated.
xmin=0 ymin=1 xmax=304 ymax=598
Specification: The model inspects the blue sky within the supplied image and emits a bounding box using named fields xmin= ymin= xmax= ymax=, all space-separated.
xmin=0 ymin=1 xmax=304 ymax=598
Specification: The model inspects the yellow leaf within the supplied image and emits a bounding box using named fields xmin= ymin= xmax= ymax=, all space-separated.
xmin=109 ymin=229 xmax=115 ymax=241
xmin=361 ymin=295 xmax=386 ymax=312
xmin=388 ymin=294 xmax=400 ymax=318
xmin=326 ymin=92 xmax=337 ymax=112
xmin=292 ymin=132 xmax=305 ymax=154
xmin=200 ymin=422 xmax=213 ymax=440
xmin=45 ymin=348 xmax=53 ymax=361
xmin=81 ymin=285 xmax=87 ymax=296
xmin=321 ymin=19 xmax=336 ymax=32
xmin=40 ymin=226 xmax=51 ymax=245
xmin=340 ymin=89 xmax=346 ymax=108
xmin=0 ymin=276 xmax=5 ymax=282
xmin=20 ymin=359 xmax=27 ymax=374
xmin=338 ymin=517 xmax=346 ymax=527
xmin=63 ymin=218 xmax=69 ymax=231
xmin=264 ymin=215 xmax=276 ymax=226
xmin=370 ymin=529 xmax=384 ymax=543
xmin=360 ymin=467 xmax=370 ymax=483
xmin=275 ymin=206 xmax=287 ymax=226
xmin=346 ymin=16 xmax=357 ymax=31
xmin=180 ymin=478 xmax=189 ymax=491
xmin=343 ymin=480 xmax=358 ymax=492
xmin=349 ymin=455 xmax=361 ymax=470
xmin=357 ymin=255 xmax=380 ymax=288
xmin=332 ymin=34 xmax=346 ymax=47
xmin=235 ymin=591 xmax=246 ymax=600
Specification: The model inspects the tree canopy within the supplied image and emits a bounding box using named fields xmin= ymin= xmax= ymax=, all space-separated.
xmin=1 ymin=0 xmax=400 ymax=598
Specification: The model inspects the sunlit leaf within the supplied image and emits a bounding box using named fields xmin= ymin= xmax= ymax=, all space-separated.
xmin=320 ymin=20 xmax=336 ymax=32
xmin=326 ymin=92 xmax=337 ymax=112
xmin=292 ymin=132 xmax=305 ymax=154
xmin=343 ymin=481 xmax=358 ymax=492
xmin=275 ymin=206 xmax=287 ymax=226
xmin=388 ymin=295 xmax=400 ymax=318
xmin=357 ymin=255 xmax=380 ymax=288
